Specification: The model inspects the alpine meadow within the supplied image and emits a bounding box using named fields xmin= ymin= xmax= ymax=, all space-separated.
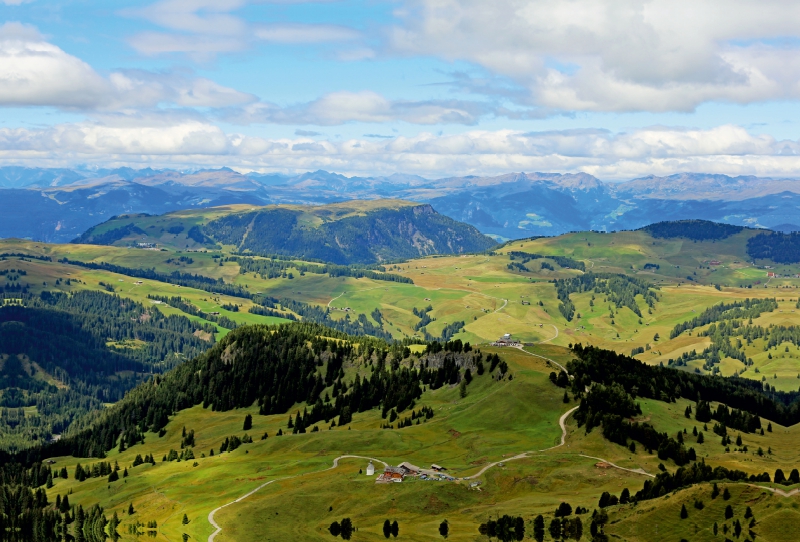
xmin=7 ymin=1 xmax=800 ymax=541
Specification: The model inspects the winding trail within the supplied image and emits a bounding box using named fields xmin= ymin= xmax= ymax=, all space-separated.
xmin=746 ymin=484 xmax=800 ymax=497
xmin=462 ymin=405 xmax=579 ymax=480
xmin=512 ymin=343 xmax=568 ymax=374
xmin=578 ymin=455 xmax=655 ymax=478
xmin=536 ymin=324 xmax=559 ymax=344
xmin=207 ymin=455 xmax=387 ymax=542
xmin=327 ymin=292 xmax=345 ymax=308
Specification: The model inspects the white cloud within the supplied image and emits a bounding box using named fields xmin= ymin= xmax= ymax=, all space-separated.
xmin=4 ymin=119 xmax=800 ymax=179
xmin=255 ymin=24 xmax=359 ymax=44
xmin=227 ymin=90 xmax=491 ymax=125
xmin=390 ymin=0 xmax=800 ymax=112
xmin=0 ymin=23 xmax=256 ymax=109
xmin=126 ymin=0 xmax=362 ymax=56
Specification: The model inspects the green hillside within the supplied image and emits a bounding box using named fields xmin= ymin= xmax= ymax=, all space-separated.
xmin=4 ymin=218 xmax=800 ymax=539
xmin=72 ymin=200 xmax=497 ymax=265
xmin=8 ymin=325 xmax=800 ymax=541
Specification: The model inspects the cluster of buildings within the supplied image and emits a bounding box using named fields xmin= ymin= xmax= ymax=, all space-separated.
xmin=372 ymin=461 xmax=451 ymax=483
xmin=766 ymin=272 xmax=800 ymax=278
xmin=491 ymin=333 xmax=520 ymax=347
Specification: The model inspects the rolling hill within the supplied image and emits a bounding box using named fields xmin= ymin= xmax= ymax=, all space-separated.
xmin=3 ymin=217 xmax=800 ymax=539
xmin=73 ymin=200 xmax=497 ymax=265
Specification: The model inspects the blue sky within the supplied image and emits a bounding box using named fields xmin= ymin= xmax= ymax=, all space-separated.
xmin=3 ymin=0 xmax=800 ymax=179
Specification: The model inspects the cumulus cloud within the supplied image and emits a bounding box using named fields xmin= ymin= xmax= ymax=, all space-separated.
xmin=4 ymin=119 xmax=800 ymax=179
xmin=0 ymin=23 xmax=255 ymax=109
xmin=390 ymin=0 xmax=800 ymax=112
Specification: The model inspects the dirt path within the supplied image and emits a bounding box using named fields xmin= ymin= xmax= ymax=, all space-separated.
xmin=578 ymin=455 xmax=654 ymax=478
xmin=462 ymin=405 xmax=579 ymax=480
xmin=207 ymin=455 xmax=388 ymax=542
xmin=746 ymin=484 xmax=800 ymax=497
xmin=537 ymin=324 xmax=559 ymax=344
xmin=327 ymin=292 xmax=345 ymax=308
xmin=512 ymin=344 xmax=568 ymax=374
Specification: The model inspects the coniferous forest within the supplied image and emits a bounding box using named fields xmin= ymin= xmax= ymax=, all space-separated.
xmin=0 ymin=291 xmax=216 ymax=451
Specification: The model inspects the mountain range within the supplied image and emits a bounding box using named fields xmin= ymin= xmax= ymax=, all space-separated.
xmin=2 ymin=166 xmax=800 ymax=242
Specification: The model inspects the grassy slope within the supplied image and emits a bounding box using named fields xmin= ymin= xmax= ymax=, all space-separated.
xmin=6 ymin=223 xmax=800 ymax=386
xmin=7 ymin=225 xmax=800 ymax=538
xmin=46 ymin=345 xmax=800 ymax=541
xmin=75 ymin=200 xmax=423 ymax=250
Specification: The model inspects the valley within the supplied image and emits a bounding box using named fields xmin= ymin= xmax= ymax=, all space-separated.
xmin=4 ymin=208 xmax=800 ymax=540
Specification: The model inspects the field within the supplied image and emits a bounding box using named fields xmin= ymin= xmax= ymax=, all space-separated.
xmin=6 ymin=225 xmax=800 ymax=388
xmin=7 ymin=224 xmax=800 ymax=540
xmin=42 ymin=344 xmax=800 ymax=541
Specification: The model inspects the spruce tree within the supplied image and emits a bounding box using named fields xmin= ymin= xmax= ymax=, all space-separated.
xmin=243 ymin=414 xmax=252 ymax=431
xmin=680 ymin=504 xmax=688 ymax=519
xmin=439 ymin=519 xmax=449 ymax=538
xmin=340 ymin=518 xmax=353 ymax=540
xmin=383 ymin=519 xmax=391 ymax=538
xmin=391 ymin=520 xmax=399 ymax=537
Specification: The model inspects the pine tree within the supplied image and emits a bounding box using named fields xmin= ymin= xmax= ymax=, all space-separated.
xmin=391 ymin=520 xmax=399 ymax=538
xmin=383 ymin=519 xmax=391 ymax=538
xmin=340 ymin=518 xmax=353 ymax=540
xmin=725 ymin=504 xmax=733 ymax=519
xmin=128 ymin=503 xmax=135 ymax=515
xmin=439 ymin=519 xmax=449 ymax=538
xmin=680 ymin=504 xmax=688 ymax=519
xmin=182 ymin=514 xmax=189 ymax=525
xmin=243 ymin=414 xmax=252 ymax=431
xmin=723 ymin=487 xmax=731 ymax=500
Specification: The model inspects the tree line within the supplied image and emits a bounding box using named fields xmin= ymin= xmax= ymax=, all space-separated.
xmin=0 ymin=291 xmax=216 ymax=452
xmin=12 ymin=323 xmax=485 ymax=465
xmin=554 ymin=273 xmax=658 ymax=322
xmin=747 ymin=231 xmax=800 ymax=263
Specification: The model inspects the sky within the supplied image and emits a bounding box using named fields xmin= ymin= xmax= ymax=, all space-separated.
xmin=3 ymin=0 xmax=800 ymax=179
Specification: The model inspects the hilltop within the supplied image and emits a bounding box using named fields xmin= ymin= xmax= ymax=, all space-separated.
xmin=72 ymin=200 xmax=497 ymax=265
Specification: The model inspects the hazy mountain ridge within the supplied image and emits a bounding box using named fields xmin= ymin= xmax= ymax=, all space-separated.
xmin=3 ymin=166 xmax=800 ymax=242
